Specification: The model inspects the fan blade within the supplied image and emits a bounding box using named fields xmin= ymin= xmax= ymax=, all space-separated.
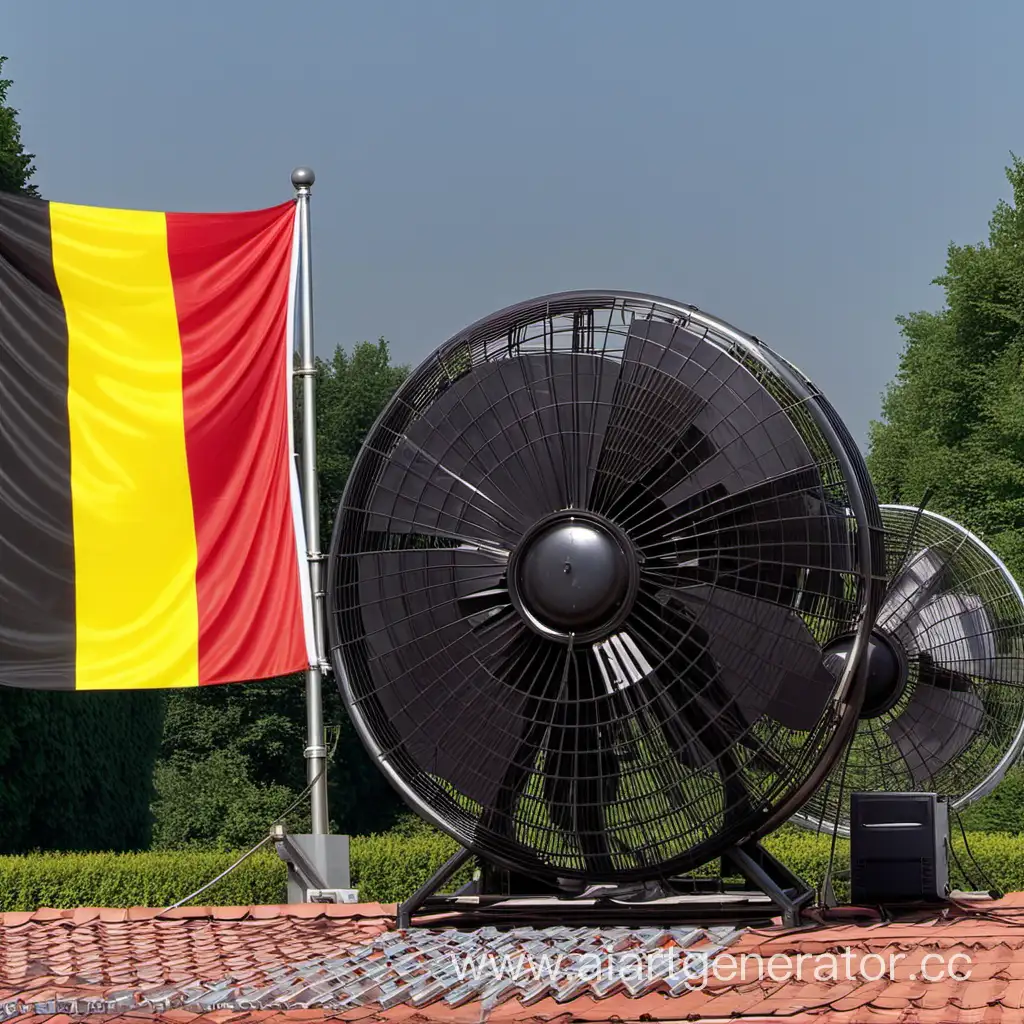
xmin=649 ymin=472 xmax=848 ymax=607
xmin=479 ymin=635 xmax=592 ymax=862
xmin=591 ymin=318 xmax=819 ymax=521
xmin=357 ymin=544 xmax=508 ymax=612
xmin=902 ymin=591 xmax=998 ymax=679
xmin=655 ymin=584 xmax=836 ymax=732
xmin=588 ymin=322 xmax=706 ymax=515
xmin=885 ymin=685 xmax=986 ymax=786
xmin=367 ymin=353 xmax=619 ymax=547
xmin=876 ymin=547 xmax=948 ymax=630
xmin=624 ymin=596 xmax=760 ymax=827
xmin=589 ymin=318 xmax=840 ymax=610
xmin=357 ymin=545 xmax=538 ymax=808
xmin=539 ymin=654 xmax=620 ymax=876
xmin=532 ymin=351 xmax=619 ymax=508
xmin=364 ymin=437 xmax=523 ymax=548
xmin=801 ymin=498 xmax=857 ymax=608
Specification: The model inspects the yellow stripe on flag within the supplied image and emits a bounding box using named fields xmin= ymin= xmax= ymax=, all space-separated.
xmin=50 ymin=203 xmax=200 ymax=690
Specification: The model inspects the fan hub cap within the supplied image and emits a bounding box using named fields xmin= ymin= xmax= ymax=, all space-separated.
xmin=824 ymin=629 xmax=909 ymax=719
xmin=509 ymin=512 xmax=638 ymax=641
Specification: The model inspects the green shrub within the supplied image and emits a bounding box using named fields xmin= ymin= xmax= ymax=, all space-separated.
xmin=958 ymin=765 xmax=1024 ymax=834
xmin=763 ymin=829 xmax=1024 ymax=899
xmin=150 ymin=750 xmax=304 ymax=852
xmin=350 ymin=832 xmax=469 ymax=903
xmin=0 ymin=832 xmax=463 ymax=911
xmin=0 ymin=849 xmax=287 ymax=912
xmin=0 ymin=830 xmax=1020 ymax=911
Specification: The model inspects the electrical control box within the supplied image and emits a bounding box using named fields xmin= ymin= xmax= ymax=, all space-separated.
xmin=850 ymin=792 xmax=949 ymax=904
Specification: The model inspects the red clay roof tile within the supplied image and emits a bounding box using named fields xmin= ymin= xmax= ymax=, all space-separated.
xmin=5 ymin=899 xmax=1024 ymax=1021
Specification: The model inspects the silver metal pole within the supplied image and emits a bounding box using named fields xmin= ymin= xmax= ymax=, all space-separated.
xmin=292 ymin=166 xmax=329 ymax=835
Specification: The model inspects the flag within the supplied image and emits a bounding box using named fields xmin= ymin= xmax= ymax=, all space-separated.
xmin=0 ymin=193 xmax=316 ymax=690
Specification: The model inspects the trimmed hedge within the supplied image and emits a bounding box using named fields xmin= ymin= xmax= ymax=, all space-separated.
xmin=959 ymin=767 xmax=1024 ymax=833
xmin=0 ymin=849 xmax=286 ymax=912
xmin=0 ymin=829 xmax=1021 ymax=912
xmin=0 ymin=834 xmax=466 ymax=912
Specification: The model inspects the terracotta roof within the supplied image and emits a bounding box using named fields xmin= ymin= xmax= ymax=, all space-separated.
xmin=2 ymin=897 xmax=1024 ymax=1022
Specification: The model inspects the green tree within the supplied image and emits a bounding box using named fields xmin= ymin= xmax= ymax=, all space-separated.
xmin=310 ymin=337 xmax=410 ymax=543
xmin=0 ymin=56 xmax=39 ymax=197
xmin=151 ymin=747 xmax=300 ymax=851
xmin=0 ymin=692 xmax=166 ymax=854
xmin=152 ymin=341 xmax=410 ymax=849
xmin=868 ymin=156 xmax=1024 ymax=582
xmin=0 ymin=55 xmax=165 ymax=855
xmin=868 ymin=157 xmax=1024 ymax=830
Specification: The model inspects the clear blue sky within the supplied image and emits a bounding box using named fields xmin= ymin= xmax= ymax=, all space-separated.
xmin=7 ymin=0 xmax=1023 ymax=447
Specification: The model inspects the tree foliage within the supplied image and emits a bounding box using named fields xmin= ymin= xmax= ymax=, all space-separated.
xmin=0 ymin=56 xmax=39 ymax=197
xmin=151 ymin=748 xmax=300 ymax=852
xmin=152 ymin=341 xmax=410 ymax=849
xmin=0 ymin=691 xmax=166 ymax=855
xmin=308 ymin=337 xmax=409 ymax=543
xmin=868 ymin=156 xmax=1024 ymax=582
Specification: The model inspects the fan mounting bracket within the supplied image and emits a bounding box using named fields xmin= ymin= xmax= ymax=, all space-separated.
xmin=396 ymin=840 xmax=815 ymax=929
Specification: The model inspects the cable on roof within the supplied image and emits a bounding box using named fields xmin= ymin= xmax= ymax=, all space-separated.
xmin=952 ymin=807 xmax=1003 ymax=900
xmin=156 ymin=760 xmax=330 ymax=916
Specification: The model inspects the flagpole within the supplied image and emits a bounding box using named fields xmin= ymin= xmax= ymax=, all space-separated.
xmin=292 ymin=166 xmax=329 ymax=835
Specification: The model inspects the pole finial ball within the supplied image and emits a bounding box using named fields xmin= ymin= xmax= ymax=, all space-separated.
xmin=291 ymin=166 xmax=315 ymax=188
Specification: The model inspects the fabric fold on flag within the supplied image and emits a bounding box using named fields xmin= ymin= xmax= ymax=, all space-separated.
xmin=0 ymin=192 xmax=316 ymax=690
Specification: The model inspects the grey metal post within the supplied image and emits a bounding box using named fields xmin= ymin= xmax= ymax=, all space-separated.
xmin=292 ymin=166 xmax=329 ymax=835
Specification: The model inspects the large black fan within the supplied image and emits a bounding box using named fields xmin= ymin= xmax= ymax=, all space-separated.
xmin=327 ymin=291 xmax=883 ymax=883
xmin=797 ymin=504 xmax=1024 ymax=834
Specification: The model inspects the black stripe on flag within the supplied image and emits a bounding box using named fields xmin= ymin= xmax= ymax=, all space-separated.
xmin=0 ymin=193 xmax=76 ymax=689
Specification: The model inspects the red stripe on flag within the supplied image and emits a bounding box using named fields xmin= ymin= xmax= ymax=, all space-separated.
xmin=167 ymin=203 xmax=308 ymax=684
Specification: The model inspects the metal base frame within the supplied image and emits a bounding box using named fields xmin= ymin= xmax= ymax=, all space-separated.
xmin=397 ymin=841 xmax=815 ymax=929
xmin=720 ymin=842 xmax=815 ymax=927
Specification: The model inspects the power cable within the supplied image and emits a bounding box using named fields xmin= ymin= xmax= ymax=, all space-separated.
xmin=157 ymin=760 xmax=329 ymax=915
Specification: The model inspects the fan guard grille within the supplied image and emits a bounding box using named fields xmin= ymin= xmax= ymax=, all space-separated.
xmin=795 ymin=505 xmax=1024 ymax=835
xmin=327 ymin=291 xmax=883 ymax=881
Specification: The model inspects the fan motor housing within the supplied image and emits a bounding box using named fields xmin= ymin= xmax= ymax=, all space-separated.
xmin=824 ymin=629 xmax=909 ymax=719
xmin=507 ymin=511 xmax=640 ymax=643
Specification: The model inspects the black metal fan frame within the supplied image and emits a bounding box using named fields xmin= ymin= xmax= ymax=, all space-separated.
xmin=327 ymin=290 xmax=885 ymax=900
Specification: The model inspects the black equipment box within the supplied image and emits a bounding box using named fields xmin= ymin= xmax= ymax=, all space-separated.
xmin=850 ymin=792 xmax=949 ymax=904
